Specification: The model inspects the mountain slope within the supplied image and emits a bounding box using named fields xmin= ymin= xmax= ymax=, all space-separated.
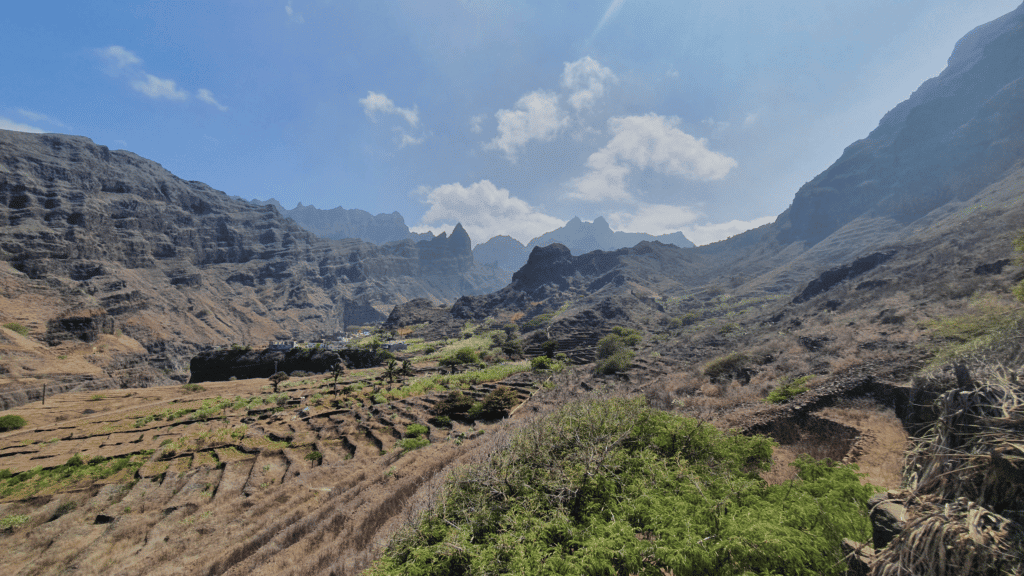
xmin=0 ymin=130 xmax=508 ymax=402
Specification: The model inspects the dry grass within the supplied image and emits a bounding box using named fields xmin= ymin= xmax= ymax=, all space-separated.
xmin=818 ymin=398 xmax=908 ymax=489
xmin=872 ymin=364 xmax=1023 ymax=576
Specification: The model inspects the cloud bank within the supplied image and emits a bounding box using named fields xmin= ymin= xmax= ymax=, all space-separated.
xmin=411 ymin=180 xmax=564 ymax=245
xmin=485 ymin=91 xmax=568 ymax=161
xmin=570 ymin=113 xmax=737 ymax=202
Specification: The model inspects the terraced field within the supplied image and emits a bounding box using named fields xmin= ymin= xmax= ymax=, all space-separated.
xmin=0 ymin=362 xmax=547 ymax=575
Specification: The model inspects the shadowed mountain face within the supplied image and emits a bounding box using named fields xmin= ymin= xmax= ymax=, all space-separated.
xmin=250 ymin=198 xmax=434 ymax=245
xmin=0 ymin=131 xmax=507 ymax=360
xmin=773 ymin=2 xmax=1024 ymax=246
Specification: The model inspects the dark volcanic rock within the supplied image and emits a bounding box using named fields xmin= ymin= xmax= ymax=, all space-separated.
xmin=792 ymin=251 xmax=895 ymax=303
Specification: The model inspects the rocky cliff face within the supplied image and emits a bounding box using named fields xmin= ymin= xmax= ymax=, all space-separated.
xmin=773 ymin=2 xmax=1024 ymax=245
xmin=0 ymin=130 xmax=507 ymax=367
xmin=251 ymin=198 xmax=433 ymax=245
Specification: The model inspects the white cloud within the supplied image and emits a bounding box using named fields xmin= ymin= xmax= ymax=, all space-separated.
xmin=285 ymin=1 xmax=305 ymax=23
xmin=399 ymin=132 xmax=425 ymax=148
xmin=0 ymin=116 xmax=45 ymax=133
xmin=743 ymin=113 xmax=758 ymax=127
xmin=359 ymin=91 xmax=418 ymax=127
xmin=131 ymin=73 xmax=187 ymax=100
xmin=568 ymin=113 xmax=738 ymax=202
xmin=593 ymin=0 xmax=627 ymax=37
xmin=411 ymin=180 xmax=565 ymax=245
xmin=485 ymin=91 xmax=568 ymax=161
xmin=562 ymin=56 xmax=617 ymax=111
xmin=470 ymin=114 xmax=484 ymax=133
xmin=681 ymin=216 xmax=775 ymax=246
xmin=197 ymin=88 xmax=228 ymax=111
xmin=16 ymin=109 xmax=66 ymax=128
xmin=608 ymin=203 xmax=774 ymax=246
xmin=99 ymin=45 xmax=142 ymax=69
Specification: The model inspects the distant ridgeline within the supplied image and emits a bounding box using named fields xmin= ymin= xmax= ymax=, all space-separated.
xmin=473 ymin=216 xmax=696 ymax=272
xmin=249 ymin=198 xmax=434 ymax=245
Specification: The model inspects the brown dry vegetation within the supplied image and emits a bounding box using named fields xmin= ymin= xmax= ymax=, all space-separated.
xmin=0 ymin=357 xmax=544 ymax=576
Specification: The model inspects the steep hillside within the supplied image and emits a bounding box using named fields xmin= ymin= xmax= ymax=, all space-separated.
xmin=695 ymin=2 xmax=1024 ymax=293
xmin=0 ymin=131 xmax=508 ymax=404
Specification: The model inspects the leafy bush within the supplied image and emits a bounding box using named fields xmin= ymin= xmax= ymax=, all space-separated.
xmin=594 ymin=326 xmax=641 ymax=374
xmin=428 ymin=415 xmax=452 ymax=428
xmin=432 ymin=391 xmax=474 ymax=418
xmin=595 ymin=348 xmax=634 ymax=375
xmin=479 ymin=386 xmax=519 ymax=419
xmin=369 ymin=398 xmax=875 ymax=576
xmin=2 ymin=322 xmax=29 ymax=336
xmin=182 ymin=382 xmax=205 ymax=393
xmin=541 ymin=340 xmax=558 ymax=358
xmin=66 ymin=454 xmax=85 ymax=467
xmin=399 ymin=436 xmax=429 ymax=452
xmin=0 ymin=415 xmax=26 ymax=432
xmin=766 ymin=375 xmax=813 ymax=403
xmin=1 ymin=514 xmax=29 ymax=531
xmin=405 ymin=423 xmax=429 ymax=438
xmin=304 ymin=450 xmax=323 ymax=462
xmin=530 ymin=355 xmax=556 ymax=371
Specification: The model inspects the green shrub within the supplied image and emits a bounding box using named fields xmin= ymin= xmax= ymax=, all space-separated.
xmin=433 ymin=391 xmax=474 ymax=418
xmin=1 ymin=514 xmax=29 ymax=531
xmin=2 ymin=322 xmax=29 ymax=336
xmin=766 ymin=375 xmax=812 ymax=404
xmin=595 ymin=348 xmax=634 ymax=374
xmin=479 ymin=386 xmax=519 ymax=419
xmin=368 ymin=398 xmax=876 ymax=576
xmin=399 ymin=436 xmax=429 ymax=452
xmin=530 ymin=355 xmax=555 ymax=371
xmin=304 ymin=450 xmax=323 ymax=462
xmin=65 ymin=454 xmax=85 ymax=467
xmin=428 ymin=415 xmax=452 ymax=428
xmin=405 ymin=423 xmax=429 ymax=438
xmin=182 ymin=382 xmax=204 ymax=393
xmin=541 ymin=340 xmax=558 ymax=358
xmin=0 ymin=415 xmax=27 ymax=432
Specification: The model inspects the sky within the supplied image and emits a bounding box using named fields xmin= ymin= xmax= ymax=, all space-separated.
xmin=1 ymin=1 xmax=1020 ymax=246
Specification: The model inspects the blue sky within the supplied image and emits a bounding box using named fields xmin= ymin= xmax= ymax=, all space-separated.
xmin=2 ymin=1 xmax=1020 ymax=246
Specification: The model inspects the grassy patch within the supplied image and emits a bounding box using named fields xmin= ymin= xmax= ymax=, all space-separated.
xmin=921 ymin=296 xmax=1024 ymax=368
xmin=387 ymin=362 xmax=530 ymax=400
xmin=2 ymin=322 xmax=29 ymax=337
xmin=0 ymin=452 xmax=152 ymax=500
xmin=765 ymin=375 xmax=813 ymax=404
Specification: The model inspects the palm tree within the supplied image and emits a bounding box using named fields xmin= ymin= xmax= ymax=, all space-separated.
xmin=383 ymin=359 xmax=398 ymax=385
xmin=331 ymin=362 xmax=345 ymax=397
xmin=400 ymin=360 xmax=414 ymax=378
